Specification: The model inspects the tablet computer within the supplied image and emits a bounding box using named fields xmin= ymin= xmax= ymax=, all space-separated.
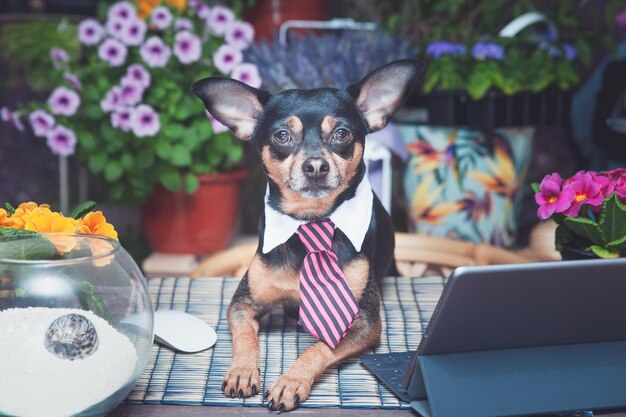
xmin=402 ymin=257 xmax=626 ymax=391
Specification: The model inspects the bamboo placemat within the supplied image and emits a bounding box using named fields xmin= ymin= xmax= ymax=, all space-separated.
xmin=126 ymin=276 xmax=444 ymax=409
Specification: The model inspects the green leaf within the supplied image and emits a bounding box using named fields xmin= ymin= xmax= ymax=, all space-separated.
xmin=531 ymin=183 xmax=540 ymax=193
xmin=588 ymin=245 xmax=619 ymax=259
xmin=164 ymin=123 xmax=185 ymax=139
xmin=160 ymin=168 xmax=182 ymax=191
xmin=170 ymin=145 xmax=192 ymax=167
xmin=83 ymin=105 xmax=103 ymax=119
xmin=563 ymin=216 xmax=603 ymax=246
xmin=120 ymin=153 xmax=134 ymax=171
xmin=78 ymin=130 xmax=96 ymax=151
xmin=88 ymin=152 xmax=107 ymax=174
xmin=607 ymin=234 xmax=626 ymax=253
xmin=109 ymin=183 xmax=125 ymax=201
xmin=67 ymin=201 xmax=97 ymax=219
xmin=0 ymin=230 xmax=56 ymax=260
xmin=599 ymin=193 xmax=626 ymax=244
xmin=74 ymin=281 xmax=113 ymax=324
xmin=155 ymin=137 xmax=172 ymax=160
xmin=4 ymin=203 xmax=15 ymax=215
xmin=104 ymin=160 xmax=123 ymax=182
xmin=183 ymin=173 xmax=199 ymax=194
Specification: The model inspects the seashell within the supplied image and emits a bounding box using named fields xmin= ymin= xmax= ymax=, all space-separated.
xmin=44 ymin=313 xmax=99 ymax=360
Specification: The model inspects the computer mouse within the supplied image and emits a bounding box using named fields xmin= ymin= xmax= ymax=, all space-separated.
xmin=153 ymin=310 xmax=217 ymax=353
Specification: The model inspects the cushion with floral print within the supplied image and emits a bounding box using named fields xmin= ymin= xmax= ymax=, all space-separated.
xmin=399 ymin=125 xmax=534 ymax=247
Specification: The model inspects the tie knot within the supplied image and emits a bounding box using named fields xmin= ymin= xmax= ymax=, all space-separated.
xmin=297 ymin=220 xmax=335 ymax=252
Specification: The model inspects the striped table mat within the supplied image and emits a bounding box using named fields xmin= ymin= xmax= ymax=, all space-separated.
xmin=126 ymin=276 xmax=445 ymax=409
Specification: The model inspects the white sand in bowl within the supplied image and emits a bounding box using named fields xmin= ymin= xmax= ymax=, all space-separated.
xmin=0 ymin=307 xmax=138 ymax=417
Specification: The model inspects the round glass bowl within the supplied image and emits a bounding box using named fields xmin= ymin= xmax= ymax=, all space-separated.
xmin=0 ymin=233 xmax=154 ymax=417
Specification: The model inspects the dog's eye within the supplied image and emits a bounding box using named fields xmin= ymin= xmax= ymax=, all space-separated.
xmin=333 ymin=128 xmax=351 ymax=142
xmin=273 ymin=130 xmax=291 ymax=143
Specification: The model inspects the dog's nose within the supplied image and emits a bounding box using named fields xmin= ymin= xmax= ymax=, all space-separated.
xmin=303 ymin=157 xmax=330 ymax=180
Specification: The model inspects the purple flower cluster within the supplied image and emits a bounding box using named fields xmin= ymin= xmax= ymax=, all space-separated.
xmin=151 ymin=6 xmax=173 ymax=30
xmin=471 ymin=42 xmax=505 ymax=60
xmin=140 ymin=36 xmax=171 ymax=68
xmin=100 ymin=64 xmax=159 ymax=137
xmin=535 ymin=170 xmax=626 ymax=219
xmin=426 ymin=41 xmax=467 ymax=59
xmin=50 ymin=47 xmax=70 ymax=69
xmin=47 ymin=87 xmax=81 ymax=116
xmin=1 ymin=106 xmax=24 ymax=132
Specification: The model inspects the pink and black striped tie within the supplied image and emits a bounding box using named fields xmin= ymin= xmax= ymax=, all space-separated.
xmin=296 ymin=219 xmax=359 ymax=349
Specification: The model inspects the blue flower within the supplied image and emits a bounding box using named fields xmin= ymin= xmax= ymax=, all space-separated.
xmin=563 ymin=43 xmax=577 ymax=61
xmin=426 ymin=41 xmax=466 ymax=59
xmin=471 ymin=42 xmax=505 ymax=60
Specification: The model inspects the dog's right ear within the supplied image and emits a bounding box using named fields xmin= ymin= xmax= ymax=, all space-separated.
xmin=192 ymin=78 xmax=272 ymax=141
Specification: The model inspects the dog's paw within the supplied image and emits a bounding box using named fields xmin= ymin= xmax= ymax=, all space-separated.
xmin=222 ymin=365 xmax=260 ymax=398
xmin=265 ymin=373 xmax=312 ymax=411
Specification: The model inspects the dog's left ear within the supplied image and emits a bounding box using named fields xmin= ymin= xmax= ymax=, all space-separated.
xmin=346 ymin=59 xmax=425 ymax=132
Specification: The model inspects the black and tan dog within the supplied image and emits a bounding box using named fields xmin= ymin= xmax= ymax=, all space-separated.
xmin=192 ymin=59 xmax=424 ymax=411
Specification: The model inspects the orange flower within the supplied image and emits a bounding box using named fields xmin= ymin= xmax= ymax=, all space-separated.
xmin=136 ymin=0 xmax=186 ymax=19
xmin=0 ymin=208 xmax=13 ymax=227
xmin=77 ymin=211 xmax=119 ymax=240
xmin=10 ymin=202 xmax=52 ymax=229
xmin=23 ymin=211 xmax=77 ymax=253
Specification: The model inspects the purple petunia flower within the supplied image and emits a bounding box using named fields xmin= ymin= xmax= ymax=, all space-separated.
xmin=225 ymin=21 xmax=254 ymax=50
xmin=472 ymin=42 xmax=505 ymax=60
xmin=563 ymin=43 xmax=577 ymax=61
xmin=195 ymin=2 xmax=211 ymax=20
xmin=50 ymin=47 xmax=69 ymax=68
xmin=63 ymin=72 xmax=82 ymax=91
xmin=0 ymin=107 xmax=22 ymax=131
xmin=119 ymin=79 xmax=144 ymax=106
xmin=207 ymin=5 xmax=234 ymax=35
xmin=140 ymin=36 xmax=171 ymax=68
xmin=617 ymin=7 xmax=626 ymax=27
xmin=151 ymin=6 xmax=173 ymax=30
xmin=1 ymin=107 xmax=11 ymax=122
xmin=188 ymin=0 xmax=200 ymax=8
xmin=28 ymin=110 xmax=56 ymax=137
xmin=206 ymin=110 xmax=229 ymax=134
xmin=173 ymin=31 xmax=202 ymax=64
xmin=122 ymin=64 xmax=151 ymax=89
xmin=105 ymin=18 xmax=126 ymax=39
xmin=426 ymin=41 xmax=467 ymax=59
xmin=231 ymin=63 xmax=262 ymax=88
xmin=78 ymin=19 xmax=105 ymax=46
xmin=175 ymin=17 xmax=194 ymax=32
xmin=100 ymin=86 xmax=122 ymax=113
xmin=130 ymin=104 xmax=160 ymax=137
xmin=111 ymin=107 xmax=133 ymax=132
xmin=47 ymin=86 xmax=81 ymax=116
xmin=46 ymin=125 xmax=77 ymax=156
xmin=213 ymin=44 xmax=243 ymax=74
xmin=98 ymin=38 xmax=127 ymax=66
xmin=121 ymin=18 xmax=147 ymax=46
xmin=108 ymin=1 xmax=136 ymax=21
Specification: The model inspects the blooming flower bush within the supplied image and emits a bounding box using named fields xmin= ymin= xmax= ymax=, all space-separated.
xmin=1 ymin=1 xmax=260 ymax=204
xmin=533 ymin=169 xmax=626 ymax=258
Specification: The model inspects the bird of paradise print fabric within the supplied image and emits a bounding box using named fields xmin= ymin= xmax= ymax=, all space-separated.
xmin=399 ymin=125 xmax=534 ymax=247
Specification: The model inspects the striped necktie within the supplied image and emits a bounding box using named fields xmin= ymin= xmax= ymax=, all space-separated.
xmin=296 ymin=219 xmax=359 ymax=349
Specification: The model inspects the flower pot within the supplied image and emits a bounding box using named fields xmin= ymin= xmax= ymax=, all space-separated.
xmin=141 ymin=170 xmax=247 ymax=255
xmin=243 ymin=0 xmax=327 ymax=41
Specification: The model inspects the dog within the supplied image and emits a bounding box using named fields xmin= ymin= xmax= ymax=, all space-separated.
xmin=192 ymin=59 xmax=424 ymax=412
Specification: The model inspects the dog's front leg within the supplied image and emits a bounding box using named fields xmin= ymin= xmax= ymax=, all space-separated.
xmin=223 ymin=275 xmax=268 ymax=398
xmin=265 ymin=312 xmax=382 ymax=411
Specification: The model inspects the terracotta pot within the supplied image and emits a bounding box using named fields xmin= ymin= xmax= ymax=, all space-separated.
xmin=141 ymin=170 xmax=247 ymax=254
xmin=243 ymin=0 xmax=327 ymax=41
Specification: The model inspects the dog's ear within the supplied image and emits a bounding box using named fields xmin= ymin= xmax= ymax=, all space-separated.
xmin=192 ymin=78 xmax=272 ymax=141
xmin=346 ymin=59 xmax=425 ymax=132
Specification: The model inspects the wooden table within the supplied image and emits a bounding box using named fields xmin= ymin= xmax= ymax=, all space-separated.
xmin=108 ymin=403 xmax=626 ymax=416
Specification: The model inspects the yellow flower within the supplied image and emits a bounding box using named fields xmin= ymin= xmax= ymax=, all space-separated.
xmin=0 ymin=208 xmax=13 ymax=227
xmin=136 ymin=0 xmax=186 ymax=19
xmin=77 ymin=211 xmax=119 ymax=240
xmin=10 ymin=202 xmax=52 ymax=229
xmin=23 ymin=211 xmax=77 ymax=253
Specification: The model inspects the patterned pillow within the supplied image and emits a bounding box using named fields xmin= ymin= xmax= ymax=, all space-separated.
xmin=399 ymin=125 xmax=534 ymax=247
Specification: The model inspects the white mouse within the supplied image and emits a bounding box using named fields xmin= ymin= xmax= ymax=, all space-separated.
xmin=153 ymin=310 xmax=217 ymax=353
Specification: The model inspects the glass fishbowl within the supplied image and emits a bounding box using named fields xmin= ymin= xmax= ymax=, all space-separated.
xmin=0 ymin=233 xmax=154 ymax=417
